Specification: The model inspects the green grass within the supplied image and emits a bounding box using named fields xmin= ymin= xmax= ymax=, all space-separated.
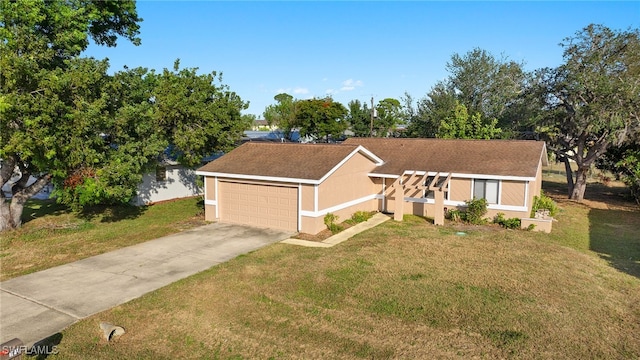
xmin=46 ymin=176 xmax=640 ymax=359
xmin=0 ymin=197 xmax=206 ymax=280
xmin=3 ymin=171 xmax=639 ymax=358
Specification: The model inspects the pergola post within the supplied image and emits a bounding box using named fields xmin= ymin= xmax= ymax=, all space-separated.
xmin=393 ymin=178 xmax=404 ymax=221
xmin=429 ymin=173 xmax=451 ymax=226
xmin=433 ymin=190 xmax=445 ymax=225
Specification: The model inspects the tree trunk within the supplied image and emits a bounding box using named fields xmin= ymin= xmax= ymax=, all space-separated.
xmin=0 ymin=196 xmax=29 ymax=232
xmin=0 ymin=173 xmax=52 ymax=232
xmin=570 ymin=167 xmax=589 ymax=201
xmin=0 ymin=199 xmax=13 ymax=231
xmin=561 ymin=156 xmax=575 ymax=197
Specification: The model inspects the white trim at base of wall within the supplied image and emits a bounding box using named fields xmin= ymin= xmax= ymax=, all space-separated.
xmin=300 ymin=194 xmax=377 ymax=218
xmin=402 ymin=197 xmax=528 ymax=213
xmin=438 ymin=199 xmax=527 ymax=212
xmin=204 ymin=199 xmax=217 ymax=206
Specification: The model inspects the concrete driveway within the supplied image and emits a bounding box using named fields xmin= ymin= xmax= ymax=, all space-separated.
xmin=0 ymin=223 xmax=292 ymax=346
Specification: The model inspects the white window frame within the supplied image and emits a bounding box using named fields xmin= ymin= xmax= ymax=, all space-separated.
xmin=473 ymin=179 xmax=500 ymax=204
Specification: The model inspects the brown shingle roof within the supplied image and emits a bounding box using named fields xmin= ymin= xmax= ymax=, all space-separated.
xmin=197 ymin=142 xmax=363 ymax=181
xmin=342 ymin=138 xmax=546 ymax=178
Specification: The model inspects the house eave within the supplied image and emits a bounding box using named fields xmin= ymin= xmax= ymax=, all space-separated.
xmin=195 ymin=171 xmax=320 ymax=185
xmin=367 ymin=170 xmax=536 ymax=182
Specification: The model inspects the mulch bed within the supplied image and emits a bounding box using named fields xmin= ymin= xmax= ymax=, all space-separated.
xmin=292 ymin=221 xmax=357 ymax=242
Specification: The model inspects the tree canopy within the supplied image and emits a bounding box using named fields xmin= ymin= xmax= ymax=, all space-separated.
xmin=436 ymin=102 xmax=502 ymax=139
xmin=346 ymin=99 xmax=371 ymax=137
xmin=405 ymin=48 xmax=528 ymax=139
xmin=263 ymin=93 xmax=298 ymax=141
xmin=532 ymin=24 xmax=640 ymax=200
xmin=0 ymin=1 xmax=248 ymax=231
xmin=295 ymin=98 xmax=348 ymax=142
xmin=1 ymin=0 xmax=142 ymax=230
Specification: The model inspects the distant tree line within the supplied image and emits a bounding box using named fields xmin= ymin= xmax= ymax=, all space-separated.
xmin=264 ymin=25 xmax=640 ymax=204
xmin=1 ymin=0 xmax=638 ymax=232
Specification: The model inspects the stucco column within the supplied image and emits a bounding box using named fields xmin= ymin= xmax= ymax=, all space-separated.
xmin=434 ymin=190 xmax=445 ymax=226
xmin=393 ymin=179 xmax=404 ymax=221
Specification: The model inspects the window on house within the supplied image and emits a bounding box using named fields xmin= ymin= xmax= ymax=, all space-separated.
xmin=424 ymin=176 xmax=435 ymax=199
xmin=424 ymin=176 xmax=448 ymax=200
xmin=156 ymin=166 xmax=167 ymax=182
xmin=473 ymin=179 xmax=499 ymax=204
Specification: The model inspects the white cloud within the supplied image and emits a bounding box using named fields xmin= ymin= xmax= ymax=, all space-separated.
xmin=274 ymin=87 xmax=309 ymax=96
xmin=340 ymin=79 xmax=363 ymax=91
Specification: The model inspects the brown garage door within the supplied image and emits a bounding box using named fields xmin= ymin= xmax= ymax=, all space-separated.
xmin=219 ymin=181 xmax=298 ymax=232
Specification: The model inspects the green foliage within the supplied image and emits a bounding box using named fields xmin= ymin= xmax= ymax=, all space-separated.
xmin=349 ymin=211 xmax=373 ymax=224
xmin=240 ymin=114 xmax=257 ymax=130
xmin=464 ymin=198 xmax=489 ymax=224
xmin=405 ymin=48 xmax=526 ymax=138
xmin=531 ymin=192 xmax=559 ymax=217
xmin=346 ymin=100 xmax=372 ymax=137
xmin=323 ymin=213 xmax=343 ymax=234
xmin=263 ymin=93 xmax=298 ymax=140
xmin=447 ymin=48 xmax=528 ymax=130
xmin=152 ymin=61 xmax=248 ymax=167
xmin=0 ymin=0 xmax=143 ymax=229
xmin=598 ymin=143 xmax=640 ymax=205
xmin=437 ymin=101 xmax=502 ymax=139
xmin=493 ymin=213 xmax=522 ymax=230
xmin=296 ymin=98 xmax=348 ymax=142
xmin=328 ymin=223 xmax=344 ymax=234
xmin=0 ymin=1 xmax=248 ymax=230
xmin=532 ymin=24 xmax=640 ymax=200
xmin=445 ymin=209 xmax=463 ymax=222
xmin=374 ymin=98 xmax=403 ymax=137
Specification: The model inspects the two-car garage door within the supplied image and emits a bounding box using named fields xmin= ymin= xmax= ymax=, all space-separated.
xmin=218 ymin=181 xmax=298 ymax=232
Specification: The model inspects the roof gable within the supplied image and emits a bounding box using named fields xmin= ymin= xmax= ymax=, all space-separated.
xmin=342 ymin=138 xmax=547 ymax=178
xmin=196 ymin=142 xmax=382 ymax=183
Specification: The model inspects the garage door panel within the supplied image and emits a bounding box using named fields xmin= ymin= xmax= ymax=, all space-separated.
xmin=219 ymin=181 xmax=297 ymax=232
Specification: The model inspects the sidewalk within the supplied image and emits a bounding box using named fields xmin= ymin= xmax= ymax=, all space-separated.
xmin=0 ymin=223 xmax=292 ymax=347
xmin=281 ymin=212 xmax=391 ymax=248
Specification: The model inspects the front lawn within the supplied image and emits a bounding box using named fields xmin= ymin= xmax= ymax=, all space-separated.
xmin=51 ymin=178 xmax=640 ymax=359
xmin=0 ymin=197 xmax=206 ymax=281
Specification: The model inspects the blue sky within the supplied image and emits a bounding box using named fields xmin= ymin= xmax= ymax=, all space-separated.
xmin=84 ymin=1 xmax=639 ymax=117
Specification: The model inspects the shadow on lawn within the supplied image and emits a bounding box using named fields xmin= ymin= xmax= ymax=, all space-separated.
xmin=543 ymin=177 xmax=639 ymax=279
xmin=79 ymin=203 xmax=148 ymax=223
xmin=589 ymin=208 xmax=640 ymax=279
xmin=21 ymin=199 xmax=70 ymax=224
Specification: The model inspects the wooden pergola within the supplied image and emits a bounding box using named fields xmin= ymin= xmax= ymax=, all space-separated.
xmin=391 ymin=172 xmax=451 ymax=225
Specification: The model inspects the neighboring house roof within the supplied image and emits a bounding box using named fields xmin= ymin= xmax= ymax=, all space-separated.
xmin=197 ymin=142 xmax=383 ymax=182
xmin=342 ymin=138 xmax=548 ymax=178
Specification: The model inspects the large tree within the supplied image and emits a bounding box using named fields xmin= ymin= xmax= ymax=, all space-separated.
xmin=597 ymin=143 xmax=640 ymax=205
xmin=447 ymin=48 xmax=527 ymax=127
xmin=346 ymin=99 xmax=371 ymax=137
xmin=295 ymin=98 xmax=348 ymax=142
xmin=263 ymin=93 xmax=299 ymax=141
xmin=406 ymin=48 xmax=528 ymax=138
xmin=405 ymin=84 xmax=457 ymax=138
xmin=437 ymin=101 xmax=502 ymax=140
xmin=373 ymin=98 xmax=403 ymax=137
xmin=533 ymin=24 xmax=640 ymax=201
xmin=1 ymin=0 xmax=142 ymax=230
xmin=1 ymin=1 xmax=249 ymax=231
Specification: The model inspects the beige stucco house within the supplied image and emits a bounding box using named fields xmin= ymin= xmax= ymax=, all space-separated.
xmin=196 ymin=138 xmax=548 ymax=234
